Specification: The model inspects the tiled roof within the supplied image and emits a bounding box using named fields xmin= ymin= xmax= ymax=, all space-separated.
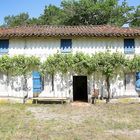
xmin=0 ymin=25 xmax=140 ymax=38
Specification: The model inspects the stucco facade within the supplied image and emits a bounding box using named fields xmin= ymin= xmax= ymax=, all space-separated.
xmin=0 ymin=36 xmax=140 ymax=102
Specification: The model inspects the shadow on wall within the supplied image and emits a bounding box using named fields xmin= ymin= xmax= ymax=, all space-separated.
xmin=59 ymin=74 xmax=72 ymax=92
xmin=0 ymin=74 xmax=31 ymax=93
xmin=10 ymin=76 xmax=31 ymax=92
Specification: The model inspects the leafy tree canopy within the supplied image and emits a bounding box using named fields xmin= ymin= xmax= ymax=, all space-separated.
xmin=130 ymin=5 xmax=140 ymax=27
xmin=1 ymin=0 xmax=139 ymax=27
xmin=12 ymin=55 xmax=40 ymax=76
xmin=3 ymin=13 xmax=30 ymax=27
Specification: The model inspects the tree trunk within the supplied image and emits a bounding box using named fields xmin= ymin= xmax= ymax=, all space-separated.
xmin=52 ymin=74 xmax=54 ymax=91
xmin=106 ymin=76 xmax=110 ymax=103
xmin=23 ymin=75 xmax=28 ymax=101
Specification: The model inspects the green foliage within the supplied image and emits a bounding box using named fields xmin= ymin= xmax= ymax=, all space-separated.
xmin=42 ymin=53 xmax=74 ymax=75
xmin=42 ymin=52 xmax=126 ymax=102
xmin=130 ymin=5 xmax=140 ymax=27
xmin=1 ymin=0 xmax=139 ymax=27
xmin=95 ymin=52 xmax=126 ymax=77
xmin=3 ymin=13 xmax=30 ymax=27
xmin=46 ymin=0 xmax=133 ymax=26
xmin=40 ymin=5 xmax=63 ymax=25
xmin=12 ymin=55 xmax=40 ymax=76
xmin=72 ymin=52 xmax=93 ymax=75
xmin=61 ymin=0 xmax=133 ymax=26
xmin=0 ymin=55 xmax=40 ymax=91
xmin=57 ymin=53 xmax=74 ymax=74
xmin=42 ymin=52 xmax=127 ymax=77
xmin=42 ymin=54 xmax=59 ymax=75
xmin=125 ymin=55 xmax=140 ymax=73
xmin=0 ymin=55 xmax=13 ymax=74
xmin=0 ymin=52 xmax=140 ymax=102
xmin=93 ymin=52 xmax=126 ymax=102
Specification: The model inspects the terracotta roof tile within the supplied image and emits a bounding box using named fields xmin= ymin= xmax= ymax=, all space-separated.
xmin=0 ymin=25 xmax=140 ymax=38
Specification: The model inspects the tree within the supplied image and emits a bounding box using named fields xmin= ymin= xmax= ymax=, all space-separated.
xmin=109 ymin=0 xmax=134 ymax=26
xmin=3 ymin=13 xmax=30 ymax=27
xmin=0 ymin=55 xmax=13 ymax=88
xmin=12 ymin=55 xmax=40 ymax=96
xmin=40 ymin=5 xmax=63 ymax=25
xmin=27 ymin=17 xmax=43 ymax=25
xmin=42 ymin=52 xmax=127 ymax=103
xmin=42 ymin=53 xmax=96 ymax=93
xmin=61 ymin=0 xmax=133 ymax=26
xmin=42 ymin=54 xmax=60 ymax=91
xmin=130 ymin=5 xmax=140 ymax=27
xmin=95 ymin=52 xmax=126 ymax=103
xmin=1 ymin=0 xmax=135 ymax=27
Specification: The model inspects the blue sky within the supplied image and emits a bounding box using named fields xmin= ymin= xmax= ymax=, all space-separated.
xmin=0 ymin=0 xmax=139 ymax=25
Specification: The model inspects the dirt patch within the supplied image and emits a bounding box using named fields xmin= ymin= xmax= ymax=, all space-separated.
xmin=27 ymin=104 xmax=93 ymax=123
xmin=71 ymin=101 xmax=91 ymax=107
xmin=26 ymin=103 xmax=140 ymax=140
xmin=106 ymin=129 xmax=140 ymax=139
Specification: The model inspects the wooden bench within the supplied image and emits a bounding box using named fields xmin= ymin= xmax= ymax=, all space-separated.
xmin=32 ymin=97 xmax=69 ymax=104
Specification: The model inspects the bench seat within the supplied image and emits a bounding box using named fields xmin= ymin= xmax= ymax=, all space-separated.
xmin=32 ymin=97 xmax=69 ymax=104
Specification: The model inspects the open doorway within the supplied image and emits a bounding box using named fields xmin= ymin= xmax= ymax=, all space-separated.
xmin=73 ymin=76 xmax=88 ymax=102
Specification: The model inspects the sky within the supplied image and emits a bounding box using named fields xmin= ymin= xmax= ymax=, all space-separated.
xmin=0 ymin=0 xmax=139 ymax=25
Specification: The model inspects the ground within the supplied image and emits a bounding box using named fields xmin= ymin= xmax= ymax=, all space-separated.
xmin=0 ymin=102 xmax=140 ymax=140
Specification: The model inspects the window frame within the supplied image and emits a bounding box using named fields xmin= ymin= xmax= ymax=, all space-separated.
xmin=0 ymin=39 xmax=9 ymax=54
xmin=124 ymin=39 xmax=135 ymax=54
xmin=60 ymin=39 xmax=72 ymax=53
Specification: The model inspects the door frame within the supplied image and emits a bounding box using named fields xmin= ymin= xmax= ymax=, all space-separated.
xmin=73 ymin=76 xmax=88 ymax=102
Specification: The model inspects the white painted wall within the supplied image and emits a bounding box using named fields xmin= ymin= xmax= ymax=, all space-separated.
xmin=0 ymin=36 xmax=140 ymax=100
xmin=8 ymin=37 xmax=140 ymax=57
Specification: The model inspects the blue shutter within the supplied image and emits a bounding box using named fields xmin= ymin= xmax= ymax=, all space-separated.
xmin=0 ymin=40 xmax=9 ymax=54
xmin=33 ymin=71 xmax=42 ymax=93
xmin=135 ymin=72 xmax=140 ymax=91
xmin=60 ymin=39 xmax=72 ymax=53
xmin=124 ymin=39 xmax=135 ymax=54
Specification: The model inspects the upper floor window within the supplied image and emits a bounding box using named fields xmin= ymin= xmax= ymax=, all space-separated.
xmin=0 ymin=40 xmax=9 ymax=54
xmin=124 ymin=39 xmax=135 ymax=54
xmin=60 ymin=39 xmax=72 ymax=53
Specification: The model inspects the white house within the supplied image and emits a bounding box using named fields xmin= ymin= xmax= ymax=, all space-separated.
xmin=0 ymin=25 xmax=140 ymax=103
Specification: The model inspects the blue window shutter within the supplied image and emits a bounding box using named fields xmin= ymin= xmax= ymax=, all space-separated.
xmin=0 ymin=40 xmax=9 ymax=54
xmin=60 ymin=39 xmax=72 ymax=53
xmin=32 ymin=71 xmax=42 ymax=93
xmin=124 ymin=39 xmax=135 ymax=54
xmin=135 ymin=72 xmax=140 ymax=91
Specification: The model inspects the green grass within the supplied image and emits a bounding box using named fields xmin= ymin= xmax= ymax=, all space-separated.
xmin=0 ymin=103 xmax=140 ymax=140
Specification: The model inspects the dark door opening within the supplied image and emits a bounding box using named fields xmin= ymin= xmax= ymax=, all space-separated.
xmin=73 ymin=76 xmax=88 ymax=102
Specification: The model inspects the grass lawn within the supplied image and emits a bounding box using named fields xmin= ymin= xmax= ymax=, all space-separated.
xmin=0 ymin=102 xmax=140 ymax=140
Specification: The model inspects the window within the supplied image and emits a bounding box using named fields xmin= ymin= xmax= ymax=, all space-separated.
xmin=124 ymin=39 xmax=135 ymax=54
xmin=0 ymin=40 xmax=9 ymax=54
xmin=60 ymin=39 xmax=72 ymax=53
xmin=124 ymin=73 xmax=135 ymax=91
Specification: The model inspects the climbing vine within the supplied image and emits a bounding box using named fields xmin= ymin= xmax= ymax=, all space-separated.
xmin=0 ymin=52 xmax=140 ymax=103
